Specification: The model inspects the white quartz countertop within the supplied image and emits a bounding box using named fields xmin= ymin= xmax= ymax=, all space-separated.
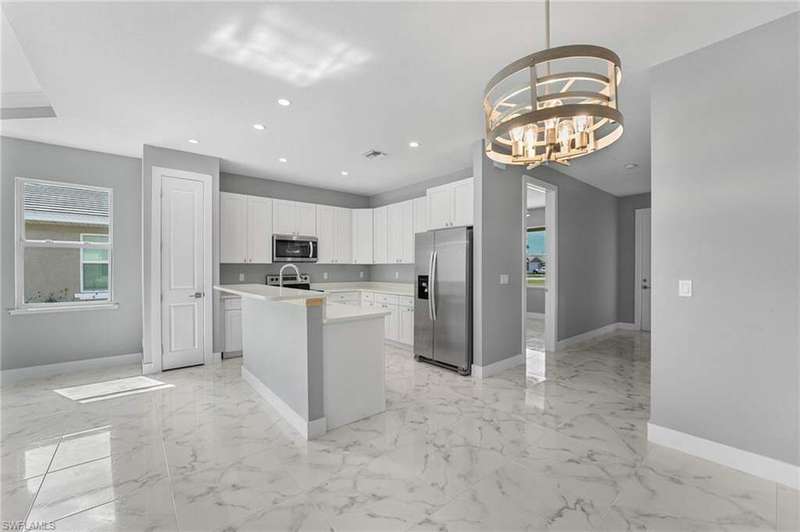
xmin=310 ymin=282 xmax=414 ymax=297
xmin=323 ymin=302 xmax=391 ymax=324
xmin=214 ymin=284 xmax=326 ymax=301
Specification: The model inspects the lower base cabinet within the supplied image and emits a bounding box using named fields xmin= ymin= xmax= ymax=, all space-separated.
xmin=223 ymin=297 xmax=243 ymax=354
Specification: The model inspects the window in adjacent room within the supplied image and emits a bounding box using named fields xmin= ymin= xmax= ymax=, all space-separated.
xmin=526 ymin=227 xmax=546 ymax=287
xmin=15 ymin=178 xmax=114 ymax=310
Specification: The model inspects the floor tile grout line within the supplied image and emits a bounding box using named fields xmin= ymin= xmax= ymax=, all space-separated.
xmin=23 ymin=436 xmax=61 ymax=525
xmin=157 ymin=409 xmax=183 ymax=531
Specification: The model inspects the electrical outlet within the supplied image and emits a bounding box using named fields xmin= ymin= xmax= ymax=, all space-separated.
xmin=500 ymin=274 xmax=509 ymax=285
xmin=679 ymin=280 xmax=692 ymax=297
xmin=394 ymin=271 xmax=399 ymax=280
xmin=360 ymin=271 xmax=365 ymax=279
xmin=323 ymin=272 xmax=329 ymax=280
xmin=238 ymin=273 xmax=245 ymax=282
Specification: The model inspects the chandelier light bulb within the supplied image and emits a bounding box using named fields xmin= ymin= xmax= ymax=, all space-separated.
xmin=558 ymin=120 xmax=574 ymax=150
xmin=523 ymin=124 xmax=538 ymax=153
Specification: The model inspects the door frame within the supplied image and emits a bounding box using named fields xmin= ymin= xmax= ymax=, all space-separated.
xmin=521 ymin=176 xmax=558 ymax=353
xmin=634 ymin=207 xmax=652 ymax=331
xmin=146 ymin=166 xmax=213 ymax=373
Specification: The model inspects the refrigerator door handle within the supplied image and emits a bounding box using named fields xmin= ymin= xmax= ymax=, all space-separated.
xmin=427 ymin=251 xmax=434 ymax=320
xmin=431 ymin=250 xmax=438 ymax=321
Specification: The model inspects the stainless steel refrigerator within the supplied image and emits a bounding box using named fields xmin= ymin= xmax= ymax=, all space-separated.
xmin=414 ymin=227 xmax=472 ymax=375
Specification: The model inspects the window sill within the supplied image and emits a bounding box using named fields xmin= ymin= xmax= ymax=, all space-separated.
xmin=8 ymin=303 xmax=119 ymax=316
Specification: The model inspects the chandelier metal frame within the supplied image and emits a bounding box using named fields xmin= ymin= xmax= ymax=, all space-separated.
xmin=483 ymin=1 xmax=624 ymax=168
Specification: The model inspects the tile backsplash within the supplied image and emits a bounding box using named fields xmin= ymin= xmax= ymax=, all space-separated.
xmin=219 ymin=263 xmax=415 ymax=284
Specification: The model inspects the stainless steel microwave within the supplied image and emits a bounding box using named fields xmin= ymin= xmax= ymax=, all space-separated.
xmin=272 ymin=234 xmax=318 ymax=262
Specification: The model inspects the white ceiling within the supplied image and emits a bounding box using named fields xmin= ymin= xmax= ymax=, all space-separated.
xmin=2 ymin=2 xmax=797 ymax=196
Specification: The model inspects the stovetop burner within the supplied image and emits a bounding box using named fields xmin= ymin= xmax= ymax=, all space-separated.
xmin=266 ymin=273 xmax=312 ymax=291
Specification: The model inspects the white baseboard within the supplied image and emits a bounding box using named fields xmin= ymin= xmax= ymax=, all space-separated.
xmin=241 ymin=366 xmax=326 ymax=440
xmin=1 ymin=352 xmax=143 ymax=385
xmin=526 ymin=312 xmax=545 ymax=319
xmin=556 ymin=322 xmax=642 ymax=350
xmin=472 ymin=353 xmax=524 ymax=379
xmin=141 ymin=362 xmax=157 ymax=375
xmin=648 ymin=423 xmax=800 ymax=489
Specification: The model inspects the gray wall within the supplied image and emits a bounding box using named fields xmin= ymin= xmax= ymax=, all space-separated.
xmin=650 ymin=13 xmax=799 ymax=465
xmin=617 ymin=193 xmax=651 ymax=323
xmin=369 ymin=167 xmax=472 ymax=207
xmin=222 ymin=172 xmax=369 ymax=208
xmin=530 ymin=165 xmax=619 ymax=341
xmin=142 ymin=145 xmax=220 ymax=359
xmin=1 ymin=137 xmax=142 ymax=370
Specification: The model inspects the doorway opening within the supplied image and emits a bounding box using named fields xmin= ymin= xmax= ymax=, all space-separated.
xmin=634 ymin=208 xmax=652 ymax=331
xmin=522 ymin=176 xmax=558 ymax=381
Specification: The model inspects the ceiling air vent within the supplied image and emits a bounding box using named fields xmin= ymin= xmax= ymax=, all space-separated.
xmin=362 ymin=149 xmax=388 ymax=160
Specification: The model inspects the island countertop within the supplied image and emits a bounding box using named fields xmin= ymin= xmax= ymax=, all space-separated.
xmin=213 ymin=284 xmax=327 ymax=301
xmin=310 ymin=282 xmax=414 ymax=297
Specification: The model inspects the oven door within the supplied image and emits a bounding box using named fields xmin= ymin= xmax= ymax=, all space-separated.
xmin=272 ymin=235 xmax=318 ymax=262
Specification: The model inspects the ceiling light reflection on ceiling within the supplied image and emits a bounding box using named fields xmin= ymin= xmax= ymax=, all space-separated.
xmin=278 ymin=157 xmax=287 ymax=163
xmin=341 ymin=171 xmax=349 ymax=176
xmin=200 ymin=9 xmax=372 ymax=88
xmin=253 ymin=123 xmax=265 ymax=130
xmin=625 ymin=163 xmax=639 ymax=169
xmin=408 ymin=141 xmax=420 ymax=148
xmin=277 ymin=99 xmax=291 ymax=107
xmin=188 ymin=139 xmax=199 ymax=144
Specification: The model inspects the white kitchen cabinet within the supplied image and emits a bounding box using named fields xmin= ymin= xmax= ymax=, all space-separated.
xmin=386 ymin=200 xmax=414 ymax=264
xmin=333 ymin=208 xmax=352 ymax=264
xmin=398 ymin=306 xmax=414 ymax=345
xmin=413 ymin=196 xmax=428 ymax=235
xmin=316 ymin=206 xmax=352 ymax=264
xmin=373 ymin=206 xmax=388 ymax=264
xmin=223 ymin=297 xmax=242 ymax=354
xmin=220 ymin=192 xmax=272 ymax=263
xmin=273 ymin=199 xmax=317 ymax=236
xmin=352 ymin=209 xmax=373 ymax=264
xmin=426 ymin=177 xmax=474 ymax=230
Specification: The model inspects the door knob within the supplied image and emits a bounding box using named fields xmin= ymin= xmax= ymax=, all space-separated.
xmin=191 ymin=292 xmax=204 ymax=298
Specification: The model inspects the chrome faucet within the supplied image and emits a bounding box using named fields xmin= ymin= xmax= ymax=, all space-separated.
xmin=278 ymin=263 xmax=300 ymax=288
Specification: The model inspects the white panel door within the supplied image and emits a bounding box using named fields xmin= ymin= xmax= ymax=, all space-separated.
xmin=412 ymin=196 xmax=428 ymax=235
xmin=273 ymin=200 xmax=296 ymax=235
xmin=296 ymin=202 xmax=317 ymax=236
xmin=352 ymin=209 xmax=373 ymax=264
xmin=400 ymin=200 xmax=414 ymax=263
xmin=373 ymin=206 xmax=388 ymax=264
xmin=246 ymin=196 xmax=272 ymax=263
xmin=316 ymin=205 xmax=336 ymax=263
xmin=334 ymin=208 xmax=352 ymax=263
xmin=161 ymin=176 xmax=205 ymax=370
xmin=220 ymin=192 xmax=246 ymax=263
xmin=452 ymin=178 xmax=474 ymax=227
xmin=427 ymin=184 xmax=453 ymax=230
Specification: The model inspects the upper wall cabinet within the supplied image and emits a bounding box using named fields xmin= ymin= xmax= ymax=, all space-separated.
xmin=373 ymin=206 xmax=388 ymax=264
xmin=387 ymin=200 xmax=414 ymax=264
xmin=412 ymin=196 xmax=428 ymax=235
xmin=220 ymin=192 xmax=273 ymax=263
xmin=273 ymin=200 xmax=317 ymax=236
xmin=316 ymin=205 xmax=352 ymax=264
xmin=352 ymin=209 xmax=373 ymax=264
xmin=426 ymin=177 xmax=474 ymax=230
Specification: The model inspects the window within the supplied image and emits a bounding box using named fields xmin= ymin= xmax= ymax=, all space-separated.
xmin=526 ymin=227 xmax=546 ymax=287
xmin=15 ymin=178 xmax=113 ymax=310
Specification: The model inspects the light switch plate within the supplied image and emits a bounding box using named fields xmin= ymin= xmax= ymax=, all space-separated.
xmin=500 ymin=274 xmax=510 ymax=285
xmin=394 ymin=271 xmax=399 ymax=280
xmin=323 ymin=272 xmax=329 ymax=280
xmin=679 ymin=280 xmax=692 ymax=297
xmin=238 ymin=273 xmax=245 ymax=282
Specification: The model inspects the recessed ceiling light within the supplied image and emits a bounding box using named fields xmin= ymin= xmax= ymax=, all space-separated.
xmin=341 ymin=171 xmax=349 ymax=176
xmin=278 ymin=157 xmax=287 ymax=163
xmin=188 ymin=139 xmax=199 ymax=144
xmin=277 ymin=98 xmax=291 ymax=106
xmin=625 ymin=163 xmax=639 ymax=169
xmin=408 ymin=141 xmax=420 ymax=148
xmin=253 ymin=123 xmax=265 ymax=130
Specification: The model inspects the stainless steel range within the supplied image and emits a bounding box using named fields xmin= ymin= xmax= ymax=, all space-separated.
xmin=265 ymin=273 xmax=312 ymax=291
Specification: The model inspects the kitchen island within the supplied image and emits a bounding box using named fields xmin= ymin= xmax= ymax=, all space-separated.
xmin=213 ymin=284 xmax=389 ymax=439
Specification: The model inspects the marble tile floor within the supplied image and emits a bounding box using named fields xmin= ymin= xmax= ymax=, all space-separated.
xmin=1 ymin=327 xmax=797 ymax=531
